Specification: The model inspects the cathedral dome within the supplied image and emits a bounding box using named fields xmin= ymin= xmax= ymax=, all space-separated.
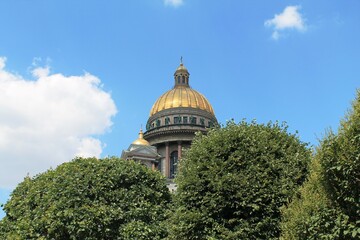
xmin=149 ymin=86 xmax=215 ymax=117
xmin=149 ymin=62 xmax=215 ymax=117
xmin=144 ymin=60 xmax=218 ymax=145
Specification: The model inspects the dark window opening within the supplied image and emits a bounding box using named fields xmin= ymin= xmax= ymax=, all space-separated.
xmin=190 ymin=116 xmax=197 ymax=125
xmin=165 ymin=117 xmax=170 ymax=125
xmin=156 ymin=119 xmax=161 ymax=127
xmin=182 ymin=76 xmax=185 ymax=83
xmin=170 ymin=151 xmax=178 ymax=179
xmin=200 ymin=118 xmax=205 ymax=126
xmin=174 ymin=116 xmax=181 ymax=124
xmin=157 ymin=159 xmax=162 ymax=173
xmin=183 ymin=116 xmax=188 ymax=124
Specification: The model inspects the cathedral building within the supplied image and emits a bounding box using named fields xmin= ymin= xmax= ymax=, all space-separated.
xmin=122 ymin=60 xmax=217 ymax=180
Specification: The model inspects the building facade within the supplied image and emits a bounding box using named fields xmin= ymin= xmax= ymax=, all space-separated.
xmin=123 ymin=60 xmax=217 ymax=179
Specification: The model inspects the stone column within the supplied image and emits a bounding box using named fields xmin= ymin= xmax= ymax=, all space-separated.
xmin=165 ymin=142 xmax=170 ymax=178
xmin=177 ymin=141 xmax=182 ymax=160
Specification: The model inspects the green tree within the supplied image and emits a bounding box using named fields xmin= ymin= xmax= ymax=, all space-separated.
xmin=0 ymin=157 xmax=171 ymax=239
xmin=281 ymin=91 xmax=360 ymax=240
xmin=168 ymin=121 xmax=310 ymax=239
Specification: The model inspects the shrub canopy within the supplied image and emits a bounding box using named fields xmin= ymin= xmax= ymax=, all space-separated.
xmin=0 ymin=157 xmax=171 ymax=240
xmin=168 ymin=121 xmax=310 ymax=239
xmin=281 ymin=91 xmax=360 ymax=239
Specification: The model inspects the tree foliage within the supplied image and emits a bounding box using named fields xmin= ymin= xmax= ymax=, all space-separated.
xmin=168 ymin=121 xmax=311 ymax=239
xmin=0 ymin=157 xmax=171 ymax=239
xmin=281 ymin=90 xmax=360 ymax=239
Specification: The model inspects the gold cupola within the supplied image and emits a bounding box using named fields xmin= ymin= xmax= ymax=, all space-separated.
xmin=149 ymin=60 xmax=215 ymax=117
xmin=132 ymin=129 xmax=150 ymax=146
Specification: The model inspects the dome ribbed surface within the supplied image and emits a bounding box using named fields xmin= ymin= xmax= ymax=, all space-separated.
xmin=149 ymin=86 xmax=215 ymax=116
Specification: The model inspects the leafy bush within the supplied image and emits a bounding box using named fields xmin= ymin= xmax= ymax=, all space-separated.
xmin=168 ymin=121 xmax=310 ymax=239
xmin=281 ymin=90 xmax=360 ymax=239
xmin=0 ymin=157 xmax=171 ymax=239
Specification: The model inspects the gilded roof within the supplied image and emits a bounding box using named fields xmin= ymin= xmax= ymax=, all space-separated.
xmin=132 ymin=129 xmax=150 ymax=145
xmin=149 ymin=85 xmax=215 ymax=117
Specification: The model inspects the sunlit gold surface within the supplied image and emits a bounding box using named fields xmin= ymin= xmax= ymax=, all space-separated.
xmin=149 ymin=85 xmax=215 ymax=116
xmin=132 ymin=129 xmax=150 ymax=145
xmin=176 ymin=63 xmax=188 ymax=72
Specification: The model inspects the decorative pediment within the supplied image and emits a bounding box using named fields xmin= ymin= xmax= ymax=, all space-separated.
xmin=125 ymin=144 xmax=160 ymax=158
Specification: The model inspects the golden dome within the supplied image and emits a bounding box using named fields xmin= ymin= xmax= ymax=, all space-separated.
xmin=150 ymin=85 xmax=215 ymax=116
xmin=132 ymin=129 xmax=150 ymax=145
xmin=149 ymin=61 xmax=215 ymax=117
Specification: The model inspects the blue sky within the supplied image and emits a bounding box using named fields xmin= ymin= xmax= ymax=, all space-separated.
xmin=0 ymin=0 xmax=359 ymax=218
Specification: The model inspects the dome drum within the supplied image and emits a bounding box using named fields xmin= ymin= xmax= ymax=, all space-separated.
xmin=145 ymin=107 xmax=217 ymax=133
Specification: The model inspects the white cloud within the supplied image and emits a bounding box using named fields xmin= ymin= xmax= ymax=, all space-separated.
xmin=0 ymin=57 xmax=117 ymax=189
xmin=0 ymin=57 xmax=6 ymax=69
xmin=32 ymin=66 xmax=50 ymax=78
xmin=164 ymin=0 xmax=183 ymax=7
xmin=265 ymin=5 xmax=306 ymax=40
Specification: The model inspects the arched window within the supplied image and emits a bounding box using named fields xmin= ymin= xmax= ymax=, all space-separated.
xmin=170 ymin=151 xmax=178 ymax=179
xmin=182 ymin=76 xmax=185 ymax=83
xmin=177 ymin=76 xmax=181 ymax=83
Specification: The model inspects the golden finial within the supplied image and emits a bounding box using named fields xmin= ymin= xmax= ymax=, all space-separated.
xmin=132 ymin=126 xmax=150 ymax=145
